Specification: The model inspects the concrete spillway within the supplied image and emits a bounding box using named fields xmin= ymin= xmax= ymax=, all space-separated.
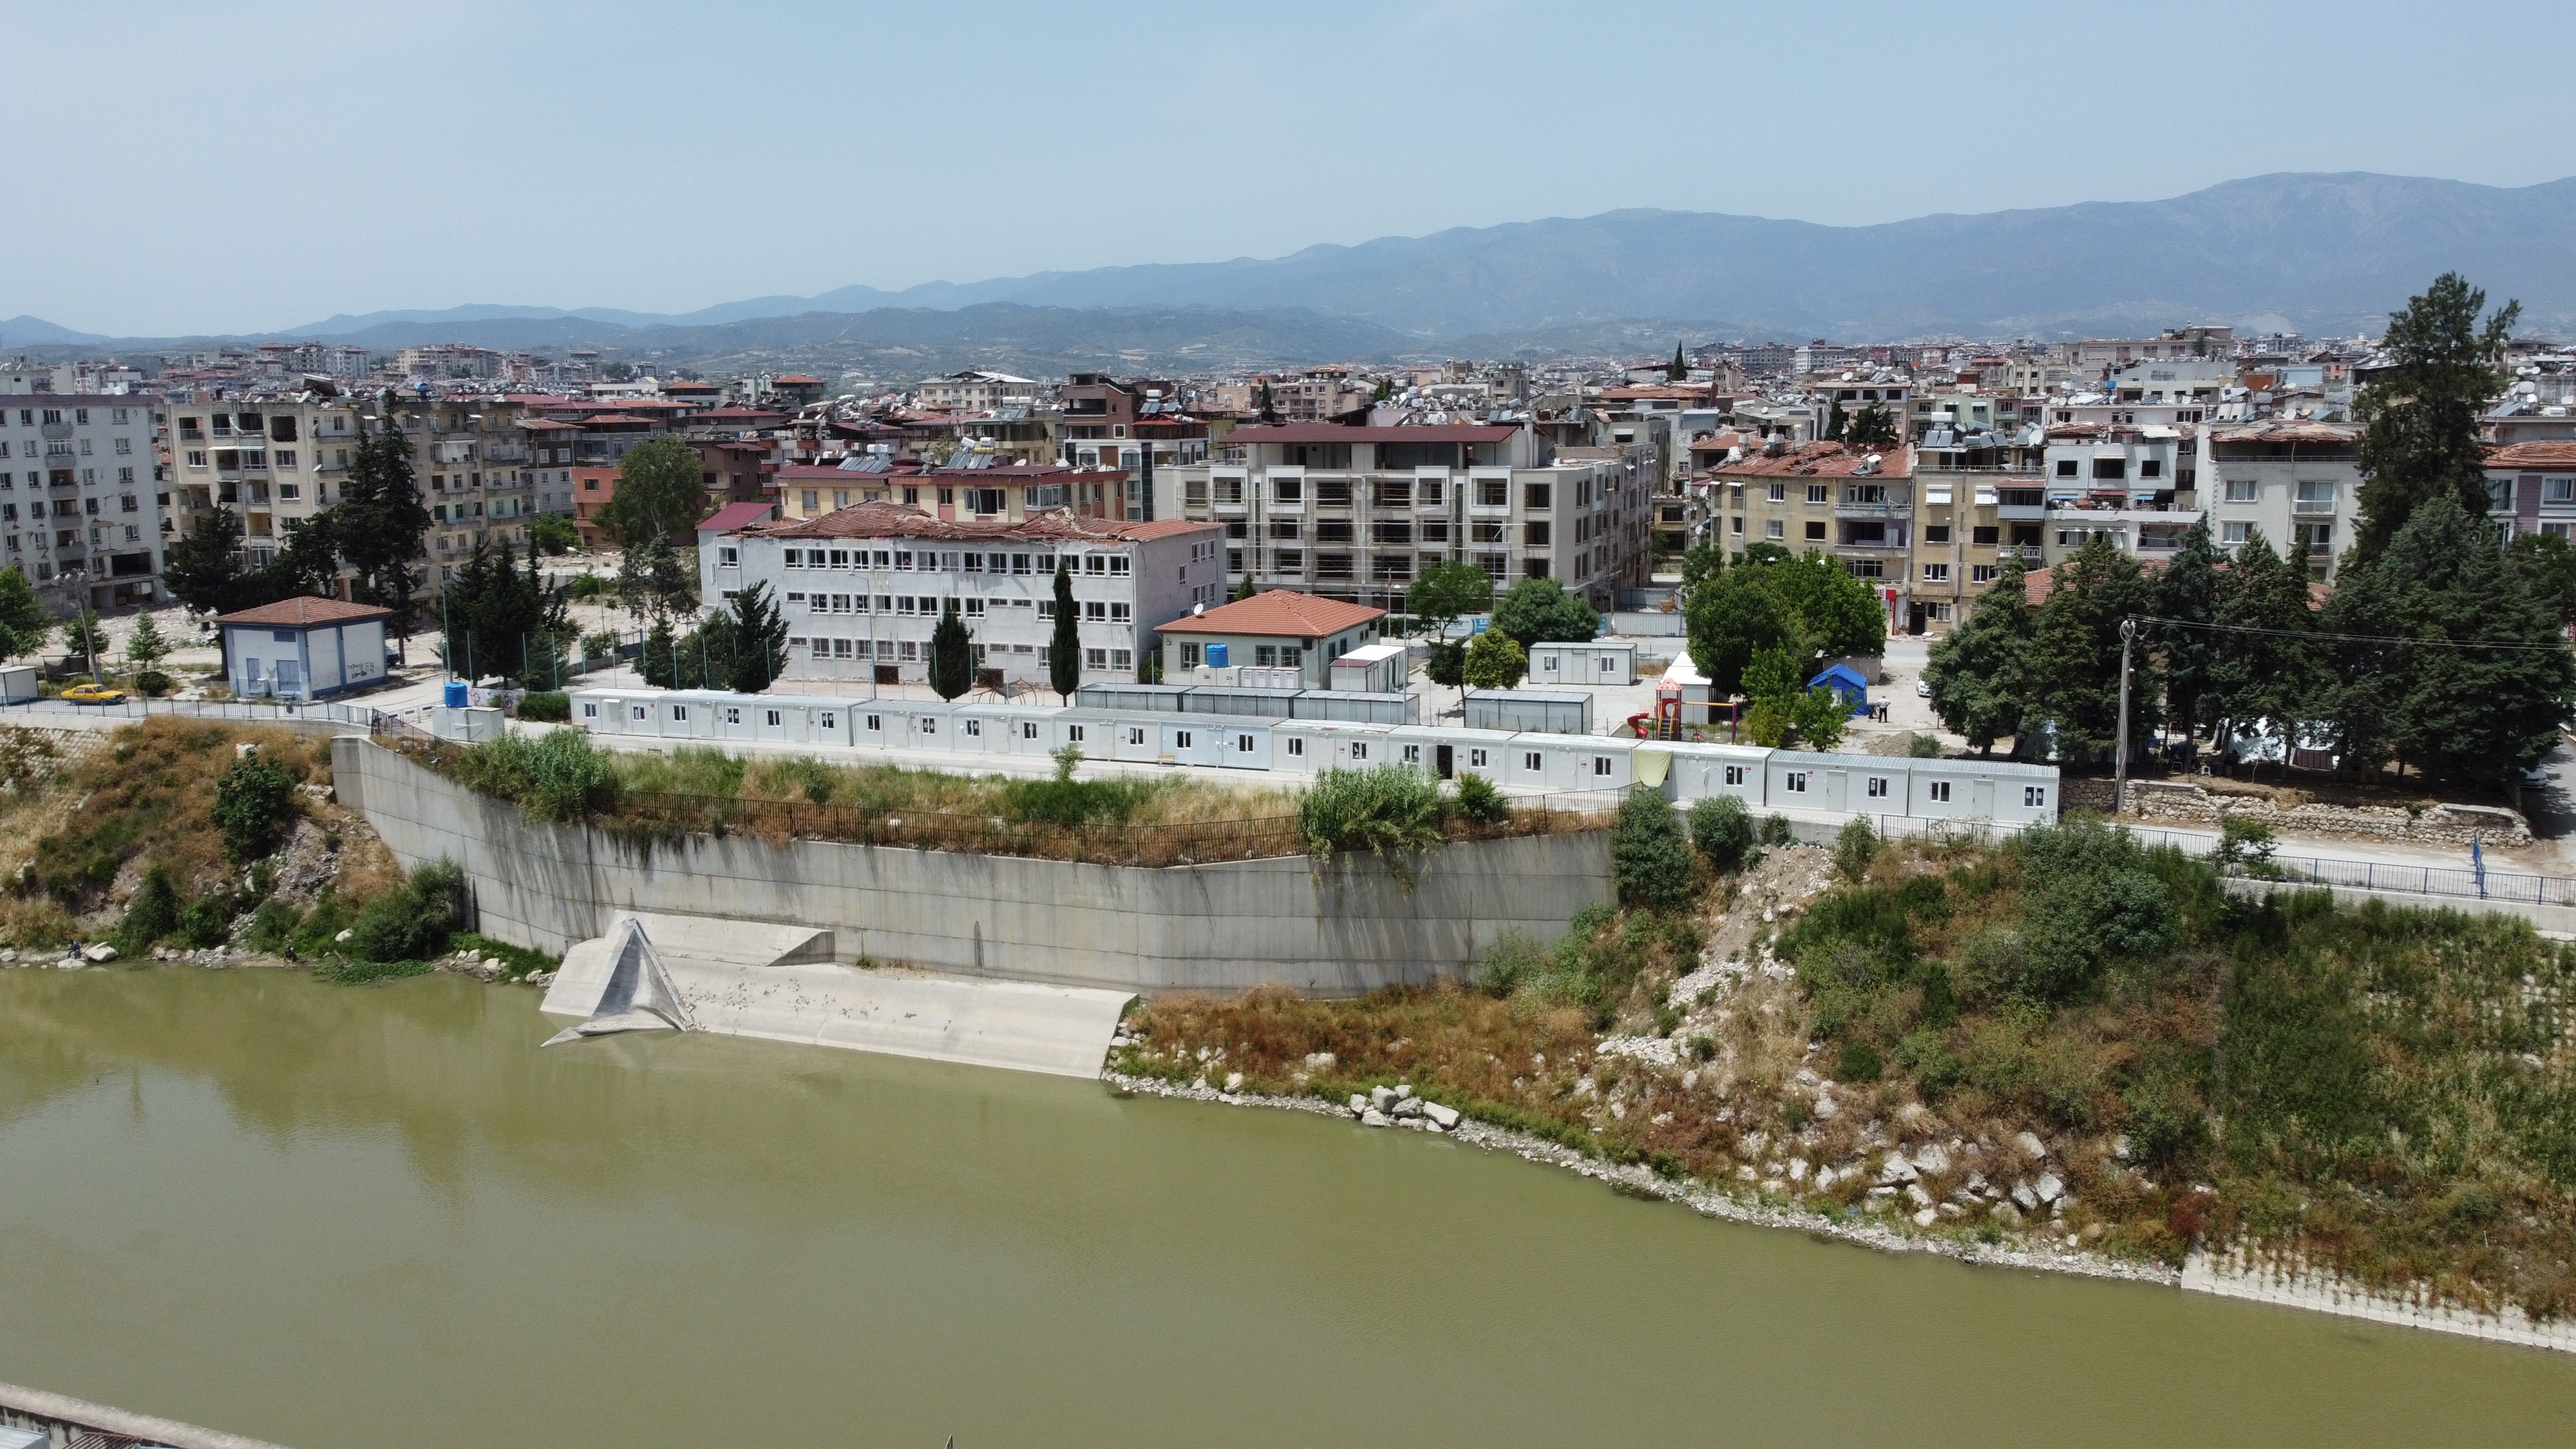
xmin=538 ymin=912 xmax=1132 ymax=1077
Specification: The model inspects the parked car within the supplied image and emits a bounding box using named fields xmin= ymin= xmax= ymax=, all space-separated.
xmin=1914 ymin=679 xmax=1931 ymax=698
xmin=61 ymin=682 xmax=128 ymax=705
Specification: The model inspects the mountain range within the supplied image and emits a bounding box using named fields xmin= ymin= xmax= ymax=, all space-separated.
xmin=11 ymin=172 xmax=2575 ymax=367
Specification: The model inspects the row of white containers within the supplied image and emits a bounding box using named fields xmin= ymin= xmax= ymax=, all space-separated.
xmin=569 ymin=686 xmax=2062 ymax=827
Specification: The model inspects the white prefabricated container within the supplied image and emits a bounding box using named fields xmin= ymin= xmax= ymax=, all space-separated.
xmin=1462 ymin=688 xmax=1593 ymax=735
xmin=0 ymin=665 xmax=35 ymax=704
xmin=1530 ymin=640 xmax=1637 ymax=687
xmin=1327 ymin=642 xmax=1408 ymax=694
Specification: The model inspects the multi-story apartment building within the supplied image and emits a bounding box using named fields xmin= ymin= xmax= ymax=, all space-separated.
xmin=1264 ymin=367 xmax=1368 ymax=423
xmin=1709 ymin=440 xmax=1909 ymax=632
xmin=775 ymin=461 xmax=1128 ymax=525
xmin=2038 ymin=422 xmax=2197 ymax=567
xmin=1906 ymin=430 xmax=2044 ymax=633
xmin=0 ymin=392 xmax=169 ymax=611
xmin=2484 ymin=440 xmax=2576 ymax=542
xmin=2201 ymin=419 xmax=2362 ymax=580
xmin=393 ymin=397 xmax=537 ymax=579
xmin=1057 ymin=374 xmax=1211 ymax=484
xmin=166 ymin=393 xmax=365 ymax=573
xmin=914 ymin=370 xmax=1045 ymax=414
xmin=1156 ymin=422 xmax=1651 ymax=614
xmin=701 ymin=502 xmax=1222 ymax=688
xmin=2057 ymin=326 xmax=2235 ymax=380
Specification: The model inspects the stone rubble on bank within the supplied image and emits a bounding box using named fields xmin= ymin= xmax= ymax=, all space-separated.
xmin=1103 ymin=1067 xmax=2175 ymax=1289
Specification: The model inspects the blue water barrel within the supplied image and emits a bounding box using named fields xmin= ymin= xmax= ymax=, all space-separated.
xmin=1206 ymin=643 xmax=1230 ymax=668
xmin=443 ymin=681 xmax=469 ymax=708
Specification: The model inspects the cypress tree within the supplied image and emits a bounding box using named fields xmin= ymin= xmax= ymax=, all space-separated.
xmin=724 ymin=581 xmax=788 ymax=693
xmin=2027 ymin=538 xmax=2160 ymax=764
xmin=2354 ymin=272 xmax=2519 ymax=562
xmin=928 ymin=599 xmax=974 ymax=701
xmin=2154 ymin=516 xmax=2222 ymax=743
xmin=1048 ymin=563 xmax=1081 ymax=701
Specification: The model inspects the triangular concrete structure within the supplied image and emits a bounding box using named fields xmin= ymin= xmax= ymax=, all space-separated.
xmin=542 ymin=917 xmax=695 ymax=1046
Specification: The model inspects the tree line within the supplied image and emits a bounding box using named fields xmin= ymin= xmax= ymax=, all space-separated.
xmin=1922 ymin=272 xmax=2576 ymax=788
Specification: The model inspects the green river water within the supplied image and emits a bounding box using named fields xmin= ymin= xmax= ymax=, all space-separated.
xmin=0 ymin=969 xmax=2570 ymax=1448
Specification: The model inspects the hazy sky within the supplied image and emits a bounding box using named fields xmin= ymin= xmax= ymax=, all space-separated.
xmin=14 ymin=0 xmax=2576 ymax=337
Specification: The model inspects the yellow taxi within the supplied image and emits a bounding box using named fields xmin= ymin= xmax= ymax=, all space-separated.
xmin=60 ymin=682 xmax=129 ymax=705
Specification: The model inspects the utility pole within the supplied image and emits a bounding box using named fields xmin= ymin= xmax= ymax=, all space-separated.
xmin=2114 ymin=616 xmax=2136 ymax=815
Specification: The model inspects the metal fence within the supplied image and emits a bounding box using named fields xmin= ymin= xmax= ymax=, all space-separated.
xmin=3 ymin=697 xmax=383 ymax=729
xmin=2251 ymin=853 xmax=2576 ymax=907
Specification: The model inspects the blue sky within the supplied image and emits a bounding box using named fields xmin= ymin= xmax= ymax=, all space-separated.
xmin=14 ymin=0 xmax=2576 ymax=336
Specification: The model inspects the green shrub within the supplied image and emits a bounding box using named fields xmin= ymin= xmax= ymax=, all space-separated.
xmin=1298 ymin=765 xmax=1445 ymax=867
xmin=516 ymin=690 xmax=571 ymax=723
xmin=1834 ymin=1040 xmax=1884 ymax=1083
xmin=2214 ymin=813 xmax=2277 ymax=876
xmin=345 ymin=860 xmax=466 ymax=964
xmin=1907 ymin=732 xmax=1944 ymax=758
xmin=211 ymin=750 xmax=296 ymax=862
xmin=1451 ymin=772 xmax=1510 ymax=824
xmin=451 ymin=931 xmax=559 ymax=978
xmin=1687 ymin=795 xmax=1754 ymax=871
xmin=289 ymin=893 xmax=358 ymax=958
xmin=2010 ymin=820 xmax=2183 ymax=1003
xmin=135 ymin=670 xmax=175 ymax=697
xmin=451 ymin=730 xmax=620 ymax=821
xmin=1833 ymin=816 xmax=1879 ymax=882
xmin=118 ymin=864 xmax=182 ymax=949
xmin=245 ymin=898 xmax=303 ymax=954
xmin=1475 ymin=927 xmax=1547 ymax=996
xmin=177 ymin=897 xmax=232 ymax=949
xmin=1759 ymin=813 xmax=1794 ymax=846
xmin=1610 ymin=793 xmax=1692 ymax=909
xmin=1000 ymin=774 xmax=1159 ymax=827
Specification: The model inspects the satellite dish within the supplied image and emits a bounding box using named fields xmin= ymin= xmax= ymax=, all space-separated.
xmin=1191 ymin=603 xmax=1205 ymax=616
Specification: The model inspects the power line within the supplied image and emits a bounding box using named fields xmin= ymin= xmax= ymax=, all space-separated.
xmin=2127 ymin=613 xmax=2575 ymax=653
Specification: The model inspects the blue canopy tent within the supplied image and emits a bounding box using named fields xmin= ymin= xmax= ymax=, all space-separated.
xmin=1808 ymin=662 xmax=1871 ymax=717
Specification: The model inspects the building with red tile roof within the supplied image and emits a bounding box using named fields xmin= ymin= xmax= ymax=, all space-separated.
xmin=1151 ymin=589 xmax=1387 ymax=689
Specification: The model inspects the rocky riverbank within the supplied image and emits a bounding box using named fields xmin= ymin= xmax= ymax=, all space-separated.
xmin=1101 ymin=1067 xmax=2177 ymax=1287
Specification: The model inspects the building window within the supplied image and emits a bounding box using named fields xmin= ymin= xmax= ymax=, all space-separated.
xmin=1971 ymin=526 xmax=1998 ymax=545
xmin=2024 ymin=786 xmax=2048 ymax=808
xmin=1928 ymin=781 xmax=1951 ymax=803
xmin=1522 ymin=750 xmax=1542 ymax=773
xmin=1784 ymin=771 xmax=1808 ymax=793
xmin=1804 ymin=520 xmax=1826 ymax=541
xmin=1806 ymin=484 xmax=1829 ymax=504
xmin=1591 ymin=756 xmax=1612 ymax=777
xmin=1867 ymin=777 xmax=1888 ymax=798
xmin=1724 ymin=765 xmax=1748 ymax=786
xmin=1922 ymin=563 xmax=1949 ymax=583
xmin=2222 ymin=478 xmax=2257 ymax=503
xmin=2546 ymin=477 xmax=2576 ymax=505
xmin=2221 ymin=522 xmax=2250 ymax=545
xmin=1350 ymin=742 xmax=1369 ymax=761
xmin=1469 ymin=748 xmax=1488 ymax=769
xmin=1286 ymin=737 xmax=1304 ymax=757
xmin=1765 ymin=519 xmax=1784 ymax=540
xmin=1971 ymin=565 xmax=1996 ymax=584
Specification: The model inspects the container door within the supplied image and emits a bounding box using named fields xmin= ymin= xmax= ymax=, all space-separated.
xmin=1435 ymin=743 xmax=1454 ymax=779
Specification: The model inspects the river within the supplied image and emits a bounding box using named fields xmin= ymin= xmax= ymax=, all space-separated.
xmin=0 ymin=970 xmax=2569 ymax=1448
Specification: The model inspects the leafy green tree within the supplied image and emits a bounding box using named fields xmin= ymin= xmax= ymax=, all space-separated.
xmin=1610 ymin=792 xmax=1692 ymax=910
xmin=1406 ymin=560 xmax=1492 ymax=636
xmin=614 ymin=532 xmax=697 ymax=627
xmin=1755 ymin=550 xmax=1886 ymax=659
xmin=162 ymin=508 xmax=249 ymax=617
xmin=2322 ymin=495 xmax=2574 ymax=786
xmin=1459 ymin=630 xmax=1526 ymax=690
xmin=928 ymin=599 xmax=974 ymax=700
xmin=211 ymin=750 xmax=296 ymax=862
xmin=1687 ymin=795 xmax=1754 ymax=871
xmin=2354 ymin=272 xmax=2520 ymax=562
xmin=330 ymin=418 xmax=431 ymax=650
xmin=2506 ymin=530 xmax=2576 ymax=630
xmin=723 ymin=582 xmax=789 ymax=693
xmin=1685 ymin=570 xmax=1796 ymax=698
xmin=1734 ymin=541 xmax=1791 ymax=568
xmin=2027 ymin=537 xmax=2159 ymax=764
xmin=123 ymin=613 xmax=170 ymax=674
xmin=2154 ymin=516 xmax=2223 ymax=739
xmin=60 ymin=609 xmax=106 ymax=676
xmin=529 ymin=513 xmax=580 ymax=556
xmin=1490 ymin=577 xmax=1598 ymax=649
xmin=1924 ymin=554 xmax=2033 ymax=755
xmin=1227 ymin=573 xmax=1256 ymax=602
xmin=598 ymin=435 xmax=710 ymax=549
xmin=1843 ymin=405 xmax=1900 ymax=450
xmin=1676 ymin=540 xmax=1726 ymax=600
xmin=1423 ymin=639 xmax=1466 ymax=690
xmin=1049 ymin=564 xmax=1081 ymax=701
xmin=1740 ymin=644 xmax=1801 ymax=705
xmin=0 ymin=565 xmax=51 ymax=659
xmin=1791 ymin=683 xmax=1850 ymax=751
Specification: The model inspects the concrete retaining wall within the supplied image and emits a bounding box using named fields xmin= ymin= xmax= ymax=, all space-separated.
xmin=333 ymin=737 xmax=1615 ymax=994
xmin=2183 ymin=1247 xmax=2576 ymax=1354
xmin=2064 ymin=777 xmax=2531 ymax=847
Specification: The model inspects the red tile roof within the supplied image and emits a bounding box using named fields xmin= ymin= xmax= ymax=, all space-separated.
xmin=772 ymin=374 xmax=820 ymax=385
xmin=697 ymin=501 xmax=777 ymax=534
xmin=2487 ymin=440 xmax=2576 ymax=468
xmin=1710 ymin=441 xmax=1914 ymax=479
xmin=1153 ymin=589 xmax=1385 ymax=639
xmin=216 ymin=596 xmax=392 ymax=628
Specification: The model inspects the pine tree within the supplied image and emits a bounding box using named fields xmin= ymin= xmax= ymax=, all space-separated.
xmin=2324 ymin=495 xmax=2575 ymax=786
xmin=1667 ymin=341 xmax=1687 ymax=383
xmin=1048 ymin=564 xmax=1081 ymax=701
xmin=1924 ymin=554 xmax=2032 ymax=755
xmin=928 ymin=599 xmax=974 ymax=701
xmin=2354 ymin=272 xmax=2520 ymax=561
xmin=724 ymin=582 xmax=788 ymax=693
xmin=2206 ymin=529 xmax=2325 ymax=767
xmin=2154 ymin=516 xmax=2222 ymax=742
xmin=2027 ymin=538 xmax=2160 ymax=764
xmin=331 ymin=418 xmax=431 ymax=649
xmin=124 ymin=613 xmax=170 ymax=674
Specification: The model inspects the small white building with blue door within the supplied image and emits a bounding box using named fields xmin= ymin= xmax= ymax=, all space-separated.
xmin=215 ymin=596 xmax=392 ymax=701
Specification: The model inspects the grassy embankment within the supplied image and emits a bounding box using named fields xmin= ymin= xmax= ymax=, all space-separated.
xmin=1118 ymin=817 xmax=2576 ymax=1321
xmin=0 ymin=719 xmax=518 ymax=983
xmin=410 ymin=730 xmax=1567 ymax=866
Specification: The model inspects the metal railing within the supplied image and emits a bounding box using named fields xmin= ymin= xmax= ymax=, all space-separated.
xmin=2248 ymin=853 xmax=2576 ymax=907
